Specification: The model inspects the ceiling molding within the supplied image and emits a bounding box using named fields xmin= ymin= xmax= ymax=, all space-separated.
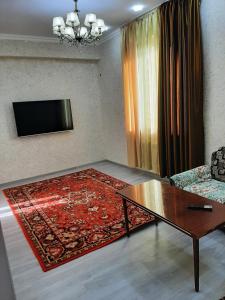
xmin=0 ymin=33 xmax=58 ymax=43
xmin=0 ymin=55 xmax=99 ymax=62
xmin=0 ymin=30 xmax=121 ymax=46
xmin=97 ymin=29 xmax=121 ymax=45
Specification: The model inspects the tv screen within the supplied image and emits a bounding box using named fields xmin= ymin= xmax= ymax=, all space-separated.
xmin=13 ymin=99 xmax=74 ymax=137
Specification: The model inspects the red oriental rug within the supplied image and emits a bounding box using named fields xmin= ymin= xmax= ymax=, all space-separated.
xmin=2 ymin=169 xmax=155 ymax=271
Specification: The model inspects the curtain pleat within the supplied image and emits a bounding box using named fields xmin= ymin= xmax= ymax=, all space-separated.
xmin=122 ymin=11 xmax=160 ymax=174
xmin=158 ymin=0 xmax=204 ymax=177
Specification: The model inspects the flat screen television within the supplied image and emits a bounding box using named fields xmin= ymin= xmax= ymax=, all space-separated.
xmin=13 ymin=99 xmax=74 ymax=137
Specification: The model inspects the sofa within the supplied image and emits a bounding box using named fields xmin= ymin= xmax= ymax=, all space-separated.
xmin=170 ymin=147 xmax=225 ymax=204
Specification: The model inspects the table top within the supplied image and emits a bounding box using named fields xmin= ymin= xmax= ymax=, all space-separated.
xmin=118 ymin=180 xmax=225 ymax=239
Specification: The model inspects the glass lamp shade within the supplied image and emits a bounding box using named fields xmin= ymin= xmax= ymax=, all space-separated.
xmin=84 ymin=13 xmax=96 ymax=26
xmin=96 ymin=19 xmax=105 ymax=28
xmin=88 ymin=14 xmax=97 ymax=23
xmin=64 ymin=27 xmax=75 ymax=38
xmin=53 ymin=17 xmax=65 ymax=27
xmin=66 ymin=12 xmax=80 ymax=26
xmin=84 ymin=14 xmax=91 ymax=27
xmin=91 ymin=26 xmax=100 ymax=37
xmin=53 ymin=26 xmax=65 ymax=34
xmin=80 ymin=27 xmax=88 ymax=37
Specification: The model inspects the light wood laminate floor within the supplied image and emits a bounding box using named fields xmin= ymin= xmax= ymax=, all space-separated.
xmin=0 ymin=161 xmax=225 ymax=300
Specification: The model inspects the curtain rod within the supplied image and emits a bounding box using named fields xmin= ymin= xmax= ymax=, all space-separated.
xmin=121 ymin=0 xmax=201 ymax=28
xmin=121 ymin=0 xmax=170 ymax=28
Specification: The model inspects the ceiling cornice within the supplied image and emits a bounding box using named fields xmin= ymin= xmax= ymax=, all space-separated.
xmin=0 ymin=30 xmax=120 ymax=46
xmin=0 ymin=33 xmax=58 ymax=43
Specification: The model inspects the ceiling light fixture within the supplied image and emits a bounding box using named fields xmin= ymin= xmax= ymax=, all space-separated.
xmin=53 ymin=0 xmax=108 ymax=46
xmin=131 ymin=4 xmax=145 ymax=12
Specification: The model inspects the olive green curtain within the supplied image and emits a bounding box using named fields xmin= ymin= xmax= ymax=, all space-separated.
xmin=158 ymin=0 xmax=204 ymax=177
xmin=122 ymin=10 xmax=160 ymax=174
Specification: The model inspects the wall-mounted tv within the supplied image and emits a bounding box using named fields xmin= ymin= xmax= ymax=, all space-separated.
xmin=13 ymin=99 xmax=74 ymax=137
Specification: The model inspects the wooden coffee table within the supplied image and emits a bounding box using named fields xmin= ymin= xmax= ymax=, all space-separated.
xmin=117 ymin=179 xmax=225 ymax=292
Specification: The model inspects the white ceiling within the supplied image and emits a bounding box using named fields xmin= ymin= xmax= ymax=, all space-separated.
xmin=0 ymin=0 xmax=166 ymax=38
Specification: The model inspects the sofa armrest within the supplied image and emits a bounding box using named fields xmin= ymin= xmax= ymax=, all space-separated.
xmin=170 ymin=165 xmax=211 ymax=189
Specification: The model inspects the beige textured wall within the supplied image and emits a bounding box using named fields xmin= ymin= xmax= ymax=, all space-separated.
xmin=0 ymin=40 xmax=104 ymax=184
xmin=0 ymin=39 xmax=100 ymax=60
xmin=98 ymin=31 xmax=128 ymax=165
xmin=1 ymin=0 xmax=224 ymax=183
xmin=201 ymin=0 xmax=225 ymax=162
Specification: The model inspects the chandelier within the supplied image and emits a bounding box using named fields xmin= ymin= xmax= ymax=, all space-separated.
xmin=52 ymin=0 xmax=107 ymax=46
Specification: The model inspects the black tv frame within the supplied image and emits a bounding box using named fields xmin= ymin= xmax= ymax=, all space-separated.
xmin=13 ymin=99 xmax=74 ymax=137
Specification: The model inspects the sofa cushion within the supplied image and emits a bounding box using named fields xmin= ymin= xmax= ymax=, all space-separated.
xmin=170 ymin=165 xmax=211 ymax=189
xmin=211 ymin=147 xmax=225 ymax=182
xmin=184 ymin=179 xmax=225 ymax=204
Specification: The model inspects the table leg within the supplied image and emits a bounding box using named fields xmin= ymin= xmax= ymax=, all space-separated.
xmin=155 ymin=217 xmax=159 ymax=226
xmin=122 ymin=197 xmax=130 ymax=237
xmin=193 ymin=238 xmax=199 ymax=292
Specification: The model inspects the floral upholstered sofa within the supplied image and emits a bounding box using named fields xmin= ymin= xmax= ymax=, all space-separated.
xmin=170 ymin=147 xmax=225 ymax=204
